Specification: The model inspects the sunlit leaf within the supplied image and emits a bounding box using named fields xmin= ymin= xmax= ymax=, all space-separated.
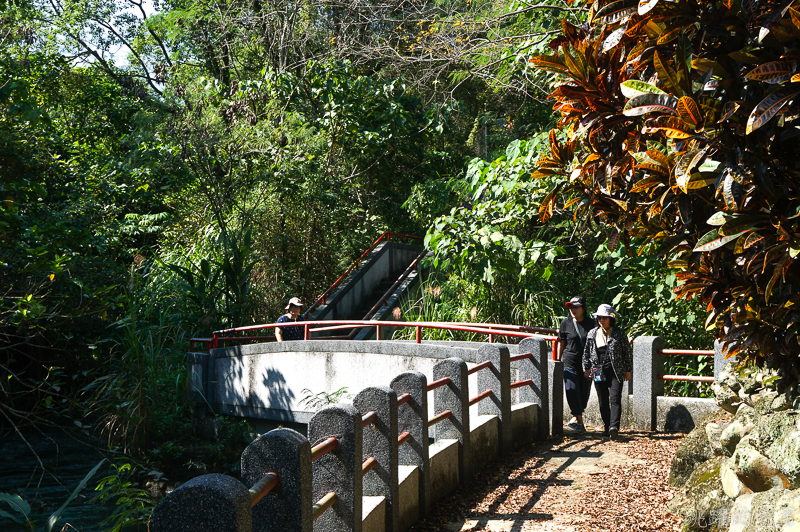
xmin=623 ymin=93 xmax=679 ymax=116
xmin=746 ymin=89 xmax=800 ymax=134
xmin=744 ymin=61 xmax=795 ymax=84
xmin=694 ymin=228 xmax=741 ymax=251
xmin=620 ymin=80 xmax=667 ymax=98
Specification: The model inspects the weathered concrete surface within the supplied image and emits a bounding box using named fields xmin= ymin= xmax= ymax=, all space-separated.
xmin=362 ymin=496 xmax=386 ymax=532
xmin=207 ymin=340 xmax=526 ymax=423
xmin=397 ymin=466 xmax=419 ymax=532
xmin=429 ymin=439 xmax=460 ymax=505
xmin=470 ymin=415 xmax=499 ymax=475
xmin=511 ymin=403 xmax=538 ymax=450
xmin=657 ymin=397 xmax=719 ymax=433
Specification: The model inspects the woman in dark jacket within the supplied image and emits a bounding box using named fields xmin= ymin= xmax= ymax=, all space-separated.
xmin=582 ymin=304 xmax=632 ymax=440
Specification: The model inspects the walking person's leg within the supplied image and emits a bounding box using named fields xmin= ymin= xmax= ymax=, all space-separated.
xmin=563 ymin=367 xmax=586 ymax=432
xmin=607 ymin=367 xmax=624 ymax=440
xmin=579 ymin=371 xmax=592 ymax=413
xmin=593 ymin=377 xmax=611 ymax=436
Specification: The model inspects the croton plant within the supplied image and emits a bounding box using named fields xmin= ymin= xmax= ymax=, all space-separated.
xmin=531 ymin=0 xmax=800 ymax=373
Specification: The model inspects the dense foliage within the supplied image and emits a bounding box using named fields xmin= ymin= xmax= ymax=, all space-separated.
xmin=522 ymin=0 xmax=800 ymax=376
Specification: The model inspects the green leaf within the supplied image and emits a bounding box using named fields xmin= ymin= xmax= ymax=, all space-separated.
xmin=620 ymin=80 xmax=666 ymax=99
xmin=45 ymin=460 xmax=106 ymax=532
xmin=622 ymin=94 xmax=680 ymax=116
xmin=693 ymin=228 xmax=741 ymax=252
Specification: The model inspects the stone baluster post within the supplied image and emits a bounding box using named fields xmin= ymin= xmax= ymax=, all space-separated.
xmin=714 ymin=339 xmax=735 ymax=381
xmin=476 ymin=344 xmax=512 ymax=455
xmin=432 ymin=357 xmax=471 ymax=484
xmin=354 ymin=386 xmax=399 ymax=532
xmin=632 ymin=336 xmax=664 ymax=431
xmin=151 ymin=474 xmax=252 ymax=532
xmin=549 ymin=359 xmax=564 ymax=436
xmin=517 ymin=337 xmax=549 ymax=439
xmin=241 ymin=428 xmax=312 ymax=532
xmin=390 ymin=371 xmax=430 ymax=517
xmin=308 ymin=404 xmax=362 ymax=532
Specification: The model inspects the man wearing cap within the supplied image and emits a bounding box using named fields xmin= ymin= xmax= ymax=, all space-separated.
xmin=276 ymin=297 xmax=305 ymax=342
xmin=558 ymin=296 xmax=594 ymax=434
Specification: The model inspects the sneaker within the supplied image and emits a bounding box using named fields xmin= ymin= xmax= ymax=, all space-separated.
xmin=567 ymin=421 xmax=580 ymax=430
xmin=573 ymin=423 xmax=586 ymax=434
xmin=601 ymin=428 xmax=609 ymax=437
xmin=609 ymin=429 xmax=619 ymax=441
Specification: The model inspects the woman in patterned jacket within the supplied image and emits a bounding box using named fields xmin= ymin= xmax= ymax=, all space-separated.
xmin=582 ymin=304 xmax=632 ymax=440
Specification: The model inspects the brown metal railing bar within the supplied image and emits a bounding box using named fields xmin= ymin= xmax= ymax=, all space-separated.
xmin=249 ymin=472 xmax=279 ymax=507
xmin=468 ymin=389 xmax=493 ymax=407
xmin=659 ymin=349 xmax=715 ymax=355
xmin=428 ymin=410 xmax=452 ymax=427
xmin=362 ymin=411 xmax=377 ymax=428
xmin=397 ymin=431 xmax=411 ymax=446
xmin=398 ymin=393 xmax=411 ymax=406
xmin=312 ymin=492 xmax=338 ymax=521
xmin=510 ymin=379 xmax=533 ymax=390
xmin=468 ymin=360 xmax=492 ymax=375
xmin=362 ymin=456 xmax=377 ymax=476
xmin=657 ymin=375 xmax=714 ymax=382
xmin=311 ymin=437 xmax=339 ymax=462
xmin=426 ymin=377 xmax=451 ymax=392
xmin=509 ymin=352 xmax=533 ymax=362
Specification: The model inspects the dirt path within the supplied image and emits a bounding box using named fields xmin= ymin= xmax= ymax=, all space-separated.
xmin=410 ymin=429 xmax=686 ymax=532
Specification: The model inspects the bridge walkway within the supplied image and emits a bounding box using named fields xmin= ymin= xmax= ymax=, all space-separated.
xmin=411 ymin=430 xmax=683 ymax=532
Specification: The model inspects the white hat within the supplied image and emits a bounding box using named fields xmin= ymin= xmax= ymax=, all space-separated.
xmin=592 ymin=303 xmax=617 ymax=319
xmin=285 ymin=297 xmax=305 ymax=310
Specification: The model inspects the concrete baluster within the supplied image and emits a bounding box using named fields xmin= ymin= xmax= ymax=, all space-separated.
xmin=432 ymin=357 xmax=471 ymax=484
xmin=354 ymin=386 xmax=399 ymax=532
xmin=308 ymin=403 xmax=362 ymax=532
xmin=241 ymin=428 xmax=312 ymax=532
xmin=476 ymin=344 xmax=512 ymax=455
xmin=632 ymin=336 xmax=664 ymax=431
xmin=151 ymin=474 xmax=252 ymax=532
xmin=549 ymin=359 xmax=564 ymax=436
xmin=517 ymin=337 xmax=549 ymax=439
xmin=390 ymin=371 xmax=430 ymax=518
xmin=714 ymin=339 xmax=735 ymax=381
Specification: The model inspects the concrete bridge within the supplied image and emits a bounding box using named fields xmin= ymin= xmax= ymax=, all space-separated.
xmin=159 ymin=335 xmax=730 ymax=532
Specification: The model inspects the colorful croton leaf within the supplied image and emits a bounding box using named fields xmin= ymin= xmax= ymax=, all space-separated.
xmin=531 ymin=0 xmax=800 ymax=370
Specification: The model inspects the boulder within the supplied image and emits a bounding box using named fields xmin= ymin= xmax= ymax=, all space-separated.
xmin=720 ymin=421 xmax=753 ymax=456
xmin=775 ymin=489 xmax=800 ymax=532
xmin=706 ymin=423 xmax=730 ymax=457
xmin=666 ymin=456 xmax=733 ymax=532
xmin=721 ymin=458 xmax=751 ymax=499
xmin=730 ymin=443 xmax=790 ymax=492
xmin=670 ymin=412 xmax=721 ymax=487
xmin=713 ymin=381 xmax=742 ymax=413
xmin=767 ymin=422 xmax=800 ymax=489
xmin=728 ymin=489 xmax=786 ymax=532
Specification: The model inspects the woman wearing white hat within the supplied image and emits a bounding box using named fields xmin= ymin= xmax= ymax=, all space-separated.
xmin=582 ymin=303 xmax=632 ymax=440
xmin=276 ymin=297 xmax=305 ymax=342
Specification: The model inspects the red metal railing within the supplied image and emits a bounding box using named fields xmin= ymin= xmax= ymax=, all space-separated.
xmin=361 ymin=411 xmax=377 ymax=428
xmin=362 ymin=456 xmax=377 ymax=476
xmin=249 ymin=472 xmax=279 ymax=507
xmin=427 ymin=410 xmax=452 ymax=427
xmin=311 ymin=437 xmax=339 ymax=462
xmin=468 ymin=389 xmax=493 ymax=407
xmin=197 ymin=320 xmax=558 ymax=351
xmin=397 ymin=431 xmax=412 ymax=446
xmin=656 ymin=348 xmax=715 ymax=383
xmin=510 ymin=379 xmax=533 ymax=390
xmin=303 ymin=231 xmax=423 ymax=318
xmin=426 ymin=377 xmax=452 ymax=391
xmin=398 ymin=393 xmax=411 ymax=406
xmin=467 ymin=360 xmax=492 ymax=375
xmin=312 ymin=492 xmax=338 ymax=520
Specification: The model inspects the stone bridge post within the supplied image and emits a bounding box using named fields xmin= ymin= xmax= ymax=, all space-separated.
xmin=432 ymin=357 xmax=471 ymax=484
xmin=354 ymin=386 xmax=399 ymax=532
xmin=476 ymin=344 xmax=512 ymax=455
xmin=308 ymin=404 xmax=362 ymax=532
xmin=390 ymin=371 xmax=430 ymax=517
xmin=517 ymin=337 xmax=549 ymax=439
xmin=633 ymin=336 xmax=664 ymax=431
xmin=150 ymin=474 xmax=252 ymax=532
xmin=240 ymin=428 xmax=312 ymax=532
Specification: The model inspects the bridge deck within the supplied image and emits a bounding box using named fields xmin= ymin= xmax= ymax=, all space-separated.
xmin=411 ymin=429 xmax=683 ymax=532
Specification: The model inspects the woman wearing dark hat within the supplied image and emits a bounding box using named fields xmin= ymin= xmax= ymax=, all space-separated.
xmin=582 ymin=303 xmax=632 ymax=440
xmin=276 ymin=297 xmax=305 ymax=342
xmin=558 ymin=296 xmax=594 ymax=434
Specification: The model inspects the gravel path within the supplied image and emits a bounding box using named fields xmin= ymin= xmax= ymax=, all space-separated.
xmin=410 ymin=429 xmax=686 ymax=532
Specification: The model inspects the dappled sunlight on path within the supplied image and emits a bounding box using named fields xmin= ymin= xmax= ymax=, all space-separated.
xmin=412 ymin=430 xmax=686 ymax=532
